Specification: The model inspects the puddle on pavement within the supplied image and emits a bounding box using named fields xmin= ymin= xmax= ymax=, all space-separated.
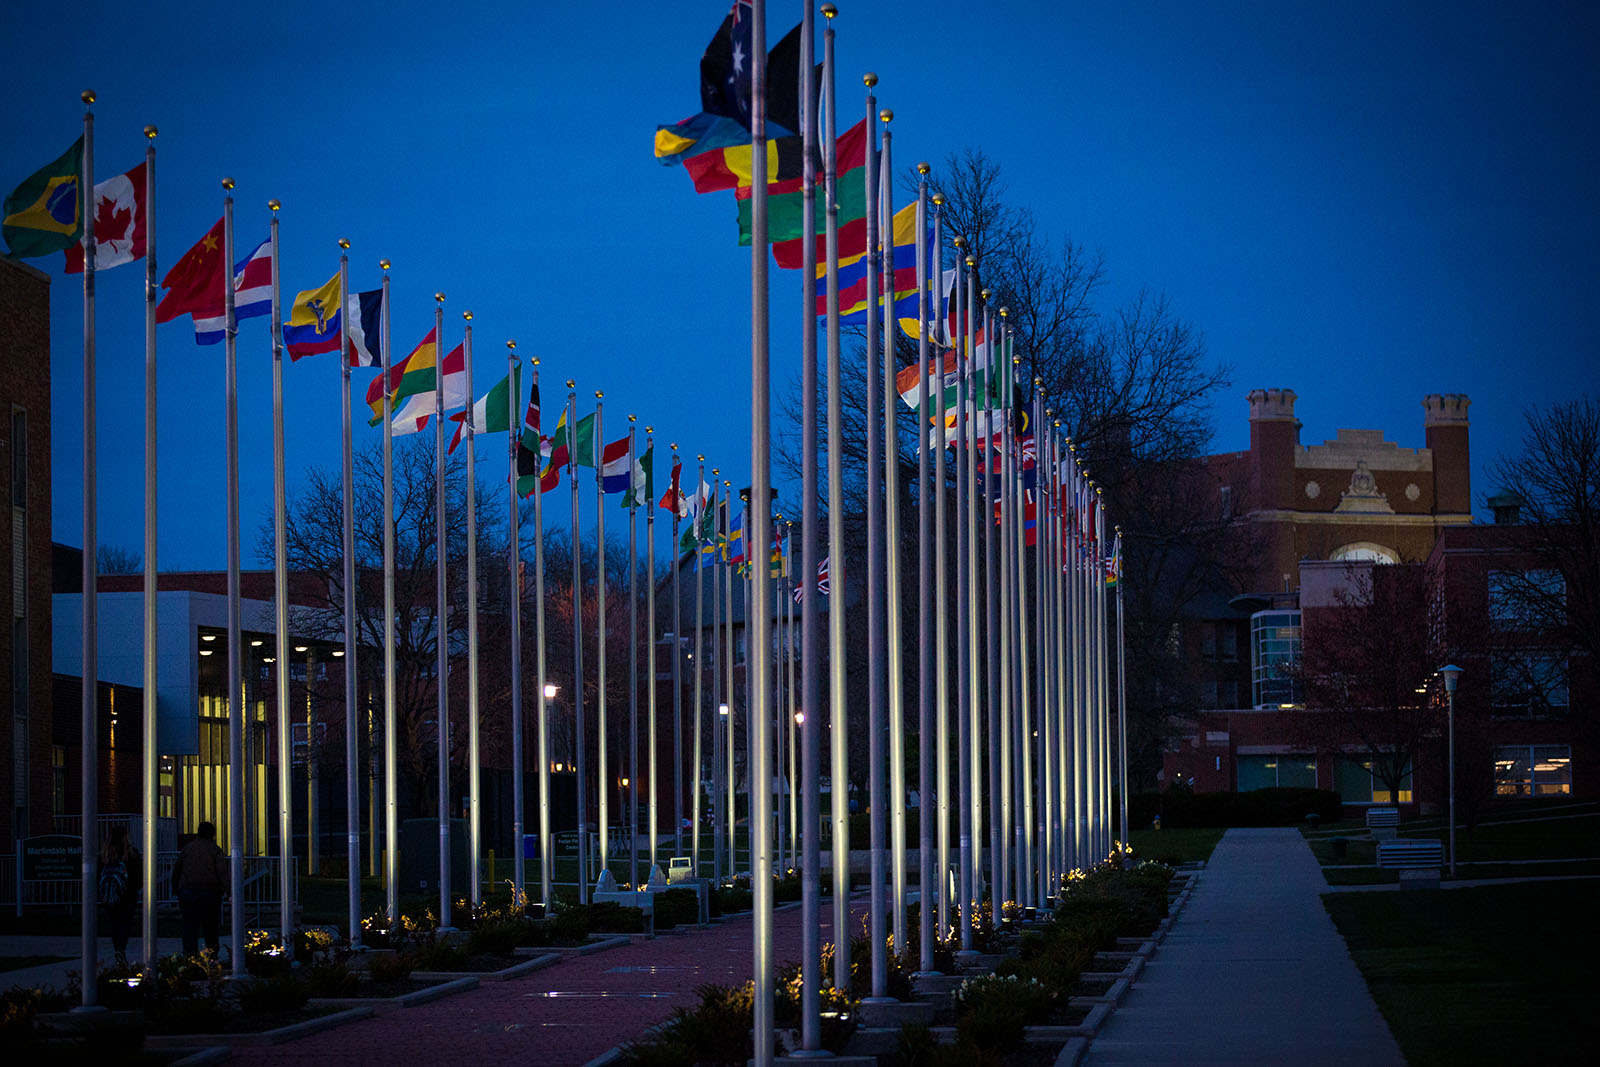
xmin=605 ymin=965 xmax=684 ymax=974
xmin=529 ymin=990 xmax=677 ymax=999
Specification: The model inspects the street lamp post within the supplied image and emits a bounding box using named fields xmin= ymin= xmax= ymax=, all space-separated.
xmin=1438 ymin=665 xmax=1463 ymax=877
xmin=541 ymin=683 xmax=560 ymax=908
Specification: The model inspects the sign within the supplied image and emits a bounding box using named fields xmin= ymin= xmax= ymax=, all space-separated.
xmin=21 ymin=835 xmax=82 ymax=881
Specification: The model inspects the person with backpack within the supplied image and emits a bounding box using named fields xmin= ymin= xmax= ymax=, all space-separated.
xmin=171 ymin=820 xmax=228 ymax=957
xmin=98 ymin=824 xmax=140 ymax=958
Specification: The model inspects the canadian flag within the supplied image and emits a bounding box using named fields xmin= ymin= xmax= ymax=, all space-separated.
xmin=64 ymin=162 xmax=148 ymax=273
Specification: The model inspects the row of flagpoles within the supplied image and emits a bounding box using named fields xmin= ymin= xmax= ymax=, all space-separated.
xmin=652 ymin=3 xmax=1131 ymax=1058
xmin=9 ymin=6 xmax=1133 ymax=1054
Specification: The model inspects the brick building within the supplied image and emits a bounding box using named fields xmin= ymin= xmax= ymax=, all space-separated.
xmin=1 ymin=256 xmax=54 ymax=851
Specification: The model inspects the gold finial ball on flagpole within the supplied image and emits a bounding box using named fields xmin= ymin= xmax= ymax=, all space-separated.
xmin=981 ymin=288 xmax=990 ymax=301
xmin=864 ymin=72 xmax=878 ymax=87
xmin=222 ymin=177 xmax=235 ymax=191
xmin=646 ymin=426 xmax=653 ymax=434
xmin=268 ymin=199 xmax=281 ymax=213
xmin=953 ymin=235 xmax=965 ymax=249
xmin=338 ymin=238 xmax=350 ymax=250
xmin=917 ymin=161 xmax=930 ymax=175
xmin=380 ymin=259 xmax=391 ymax=271
xmin=1035 ymin=377 xmax=1043 ymax=386
xmin=672 ymin=443 xmax=679 ymax=452
xmin=533 ymin=357 xmax=540 ymax=366
xmin=463 ymin=310 xmax=472 ymax=321
xmin=629 ymin=414 xmax=636 ymax=423
xmin=1013 ymin=355 xmax=1022 ymax=365
xmin=144 ymin=125 xmax=157 ymax=140
xmin=565 ymin=379 xmax=575 ymax=389
xmin=821 ymin=2 xmax=836 ymax=18
xmin=966 ymin=256 xmax=975 ymax=268
xmin=1115 ymin=524 xmax=1122 ymax=534
xmin=700 ymin=455 xmax=706 ymax=463
xmin=712 ymin=467 xmax=720 ymax=476
xmin=82 ymin=90 xmax=96 ymax=105
xmin=507 ymin=340 xmax=516 ymax=351
xmin=1000 ymin=306 xmax=1009 ymax=318
xmin=932 ymin=192 xmax=943 ymax=206
xmin=434 ymin=292 xmax=445 ymax=304
xmin=880 ymin=108 xmax=892 ymax=124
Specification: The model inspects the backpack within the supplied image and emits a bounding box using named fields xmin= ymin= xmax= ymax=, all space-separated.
xmin=98 ymin=861 xmax=127 ymax=906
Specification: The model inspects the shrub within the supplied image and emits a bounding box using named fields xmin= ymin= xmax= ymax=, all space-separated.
xmin=892 ymin=1020 xmax=941 ymax=1067
xmin=954 ymin=974 xmax=1056 ymax=1023
xmin=955 ymin=995 xmax=1026 ymax=1060
xmin=711 ymin=884 xmax=753 ymax=916
xmin=294 ymin=927 xmax=336 ymax=963
xmin=653 ymin=888 xmax=701 ymax=930
xmin=366 ymin=952 xmax=415 ymax=984
xmin=466 ymin=919 xmax=524 ymax=958
xmin=238 ymin=973 xmax=310 ymax=1013
xmin=305 ymin=958 xmax=359 ymax=997
xmin=243 ymin=929 xmax=292 ymax=977
xmin=409 ymin=936 xmax=472 ymax=972
xmin=586 ymin=901 xmax=647 ymax=934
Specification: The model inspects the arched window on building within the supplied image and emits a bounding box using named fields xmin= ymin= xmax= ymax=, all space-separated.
xmin=1329 ymin=541 xmax=1399 ymax=565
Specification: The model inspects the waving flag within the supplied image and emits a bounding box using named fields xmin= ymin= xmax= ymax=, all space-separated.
xmin=366 ymin=328 xmax=436 ymax=425
xmin=597 ymin=436 xmax=632 ymax=494
xmin=64 ymin=161 xmax=146 ymax=272
xmin=284 ymin=272 xmax=343 ymax=358
xmin=658 ymin=454 xmax=687 ymax=516
xmin=345 ymin=289 xmax=384 ymax=367
xmin=393 ymin=342 xmax=466 ymax=435
xmin=448 ymin=364 xmax=521 ymax=454
xmin=155 ymin=218 xmax=270 ymax=344
xmin=2 ymin=137 xmax=83 ymax=258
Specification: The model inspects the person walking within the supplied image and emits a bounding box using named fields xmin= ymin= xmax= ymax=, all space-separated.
xmin=171 ymin=820 xmax=228 ymax=957
xmin=98 ymin=824 xmax=141 ymax=959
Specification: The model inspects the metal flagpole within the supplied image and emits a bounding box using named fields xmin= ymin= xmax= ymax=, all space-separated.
xmin=141 ymin=124 xmax=159 ymax=967
xmin=953 ymin=246 xmax=973 ymax=954
xmin=670 ymin=446 xmax=683 ymax=861
xmin=221 ymin=177 xmax=248 ymax=978
xmin=531 ymin=360 xmax=552 ymax=911
xmin=1017 ymin=360 xmax=1037 ymax=911
xmin=784 ymin=529 xmax=797 ymax=874
xmin=932 ymin=198 xmax=951 ymax=947
xmin=78 ymin=92 xmax=101 ymax=1005
xmin=726 ymin=489 xmax=737 ymax=877
xmin=913 ymin=169 xmax=934 ymax=973
xmin=595 ymin=396 xmax=608 ymax=885
xmin=463 ymin=311 xmax=482 ymax=907
xmin=338 ymin=243 xmax=362 ymax=936
xmin=1036 ymin=403 xmax=1052 ymax=897
xmin=881 ymin=112 xmax=909 ymax=961
xmin=506 ymin=344 xmax=526 ymax=905
xmin=381 ymin=262 xmax=398 ymax=922
xmin=269 ymin=208 xmax=292 ymax=942
xmin=748 ymin=3 xmax=776 ymax=1050
xmin=692 ymin=462 xmax=706 ymax=876
xmin=647 ymin=430 xmax=659 ymax=876
xmin=965 ymin=260 xmax=983 ymax=924
xmin=1097 ymin=493 xmax=1111 ymax=859
xmin=626 ymin=416 xmax=639 ymax=889
xmin=772 ymin=523 xmax=785 ymax=875
xmin=433 ymin=294 xmax=451 ymax=927
xmin=1115 ymin=528 xmax=1128 ymax=847
xmin=710 ymin=476 xmax=723 ymax=882
xmin=567 ymin=387 xmax=587 ymax=903
xmin=995 ymin=317 xmax=1013 ymax=918
xmin=979 ymin=302 xmax=992 ymax=927
xmin=823 ymin=14 xmax=852 ymax=995
xmin=861 ymin=73 xmax=887 ymax=1003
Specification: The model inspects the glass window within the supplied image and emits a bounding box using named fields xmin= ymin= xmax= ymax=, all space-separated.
xmin=1251 ymin=610 xmax=1302 ymax=707
xmin=1496 ymin=744 xmax=1571 ymax=796
xmin=1219 ymin=625 xmax=1238 ymax=662
xmin=1488 ymin=569 xmax=1565 ymax=629
xmin=1491 ymin=653 xmax=1569 ymax=713
xmin=1336 ymin=757 xmax=1412 ymax=803
xmin=1239 ymin=753 xmax=1317 ymax=791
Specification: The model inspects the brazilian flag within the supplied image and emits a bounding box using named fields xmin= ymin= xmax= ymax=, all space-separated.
xmin=3 ymin=137 xmax=85 ymax=259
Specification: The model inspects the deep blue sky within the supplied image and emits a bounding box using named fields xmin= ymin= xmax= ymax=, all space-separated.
xmin=7 ymin=1 xmax=1597 ymax=570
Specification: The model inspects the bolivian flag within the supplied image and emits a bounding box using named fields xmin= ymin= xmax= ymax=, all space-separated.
xmin=3 ymin=137 xmax=85 ymax=259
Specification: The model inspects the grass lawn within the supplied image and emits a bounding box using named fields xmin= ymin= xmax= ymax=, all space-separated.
xmin=1127 ymin=827 xmax=1224 ymax=865
xmin=1323 ymin=880 xmax=1600 ymax=1065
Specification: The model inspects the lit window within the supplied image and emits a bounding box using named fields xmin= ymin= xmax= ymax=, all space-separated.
xmin=1251 ymin=610 xmax=1302 ymax=708
xmin=1494 ymin=744 xmax=1571 ymax=797
xmin=1335 ymin=757 xmax=1412 ymax=804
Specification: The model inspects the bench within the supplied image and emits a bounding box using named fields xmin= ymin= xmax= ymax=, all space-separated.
xmin=1365 ymin=807 xmax=1400 ymax=840
xmin=1376 ymin=838 xmax=1443 ymax=869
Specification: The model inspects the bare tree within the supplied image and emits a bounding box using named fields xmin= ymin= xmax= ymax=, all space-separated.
xmin=1294 ymin=562 xmax=1441 ymax=802
xmin=97 ymin=543 xmax=142 ymax=575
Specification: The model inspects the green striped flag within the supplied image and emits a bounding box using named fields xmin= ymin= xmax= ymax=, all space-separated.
xmin=3 ymin=137 xmax=85 ymax=259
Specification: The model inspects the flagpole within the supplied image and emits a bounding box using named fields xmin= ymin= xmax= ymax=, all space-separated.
xmin=821 ymin=17 xmax=852 ymax=994
xmin=380 ymin=262 xmax=399 ymax=922
xmin=77 ymin=91 xmax=101 ymax=1007
xmin=629 ymin=432 xmax=645 ymax=886
xmin=965 ymin=259 xmax=984 ymax=929
xmin=1018 ymin=360 xmax=1038 ymax=910
xmin=931 ymin=197 xmax=950 ymax=947
xmin=710 ymin=475 xmax=723 ymax=882
xmin=1115 ymin=528 xmax=1128 ymax=848
xmin=670 ymin=445 xmax=683 ymax=861
xmin=594 ymin=395 xmax=608 ymax=885
xmin=724 ymin=487 xmax=736 ymax=877
xmin=567 ymin=386 xmax=587 ymax=904
xmin=912 ymin=168 xmax=934 ymax=973
xmin=784 ymin=524 xmax=797 ymax=874
xmin=431 ymin=294 xmax=453 ymax=927
xmin=798 ymin=5 xmax=826 ymax=1045
xmin=645 ymin=429 xmax=659 ymax=877
xmin=952 ymin=245 xmax=973 ymax=954
xmin=1035 ymin=401 xmax=1052 ymax=897
xmin=507 ymin=345 xmax=528 ymax=906
xmin=140 ymin=124 xmax=159 ymax=968
xmin=880 ymin=111 xmax=909 ymax=962
xmin=268 ymin=207 xmax=291 ymax=943
xmin=463 ymin=311 xmax=482 ymax=907
xmin=216 ymin=178 xmax=249 ymax=976
xmin=691 ymin=460 xmax=706 ymax=877
xmin=992 ymin=313 xmax=1011 ymax=918
xmin=748 ymin=1 xmax=775 ymax=1051
xmin=860 ymin=72 xmax=887 ymax=1004
xmin=335 ymin=242 xmax=363 ymax=938
xmin=979 ymin=299 xmax=992 ymax=927
xmin=531 ymin=360 xmax=551 ymax=911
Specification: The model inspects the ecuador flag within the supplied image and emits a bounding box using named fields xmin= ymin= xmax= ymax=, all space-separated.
xmin=3 ymin=137 xmax=85 ymax=259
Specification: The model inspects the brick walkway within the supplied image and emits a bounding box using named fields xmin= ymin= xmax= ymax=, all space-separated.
xmin=233 ymin=897 xmax=861 ymax=1066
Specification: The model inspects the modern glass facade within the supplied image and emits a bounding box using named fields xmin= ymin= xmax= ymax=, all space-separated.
xmin=1251 ymin=610 xmax=1302 ymax=708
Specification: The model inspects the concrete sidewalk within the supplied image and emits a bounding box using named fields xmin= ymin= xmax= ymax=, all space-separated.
xmin=1085 ymin=828 xmax=1404 ymax=1066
